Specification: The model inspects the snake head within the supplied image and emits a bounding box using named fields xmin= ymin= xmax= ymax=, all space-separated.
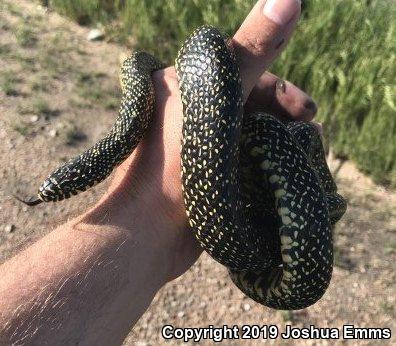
xmin=33 ymin=157 xmax=87 ymax=203
xmin=37 ymin=176 xmax=69 ymax=202
xmin=14 ymin=176 xmax=65 ymax=206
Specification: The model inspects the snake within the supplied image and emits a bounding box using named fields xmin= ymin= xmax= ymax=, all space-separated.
xmin=18 ymin=26 xmax=347 ymax=310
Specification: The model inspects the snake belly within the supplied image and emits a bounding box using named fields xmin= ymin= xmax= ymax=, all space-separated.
xmin=175 ymin=26 xmax=346 ymax=310
xmin=21 ymin=25 xmax=347 ymax=310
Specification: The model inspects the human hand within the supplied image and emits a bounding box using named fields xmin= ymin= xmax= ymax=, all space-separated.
xmin=84 ymin=0 xmax=315 ymax=284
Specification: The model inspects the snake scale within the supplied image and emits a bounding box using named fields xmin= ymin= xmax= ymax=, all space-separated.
xmin=20 ymin=26 xmax=347 ymax=310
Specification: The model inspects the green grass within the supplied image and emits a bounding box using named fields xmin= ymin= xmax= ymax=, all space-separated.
xmin=384 ymin=242 xmax=396 ymax=255
xmin=30 ymin=75 xmax=50 ymax=92
xmin=73 ymin=71 xmax=120 ymax=109
xmin=272 ymin=0 xmax=396 ymax=187
xmin=45 ymin=0 xmax=117 ymax=25
xmin=2 ymin=1 xmax=24 ymax=18
xmin=279 ymin=310 xmax=294 ymax=322
xmin=57 ymin=120 xmax=86 ymax=145
xmin=0 ymin=71 xmax=20 ymax=96
xmin=18 ymin=97 xmax=58 ymax=118
xmin=11 ymin=123 xmax=29 ymax=136
xmin=379 ymin=301 xmax=394 ymax=314
xmin=333 ymin=245 xmax=354 ymax=270
xmin=44 ymin=0 xmax=396 ymax=186
xmin=30 ymin=98 xmax=53 ymax=116
xmin=0 ymin=43 xmax=11 ymax=55
xmin=14 ymin=25 xmax=37 ymax=47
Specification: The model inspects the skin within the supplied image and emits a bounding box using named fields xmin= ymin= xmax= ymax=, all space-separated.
xmin=0 ymin=0 xmax=319 ymax=344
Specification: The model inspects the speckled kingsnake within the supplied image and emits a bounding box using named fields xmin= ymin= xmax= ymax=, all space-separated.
xmin=19 ymin=26 xmax=347 ymax=310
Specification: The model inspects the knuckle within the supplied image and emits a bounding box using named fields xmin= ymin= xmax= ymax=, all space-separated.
xmin=239 ymin=23 xmax=281 ymax=57
xmin=243 ymin=34 xmax=272 ymax=57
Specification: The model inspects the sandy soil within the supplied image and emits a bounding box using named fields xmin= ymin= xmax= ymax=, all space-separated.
xmin=0 ymin=1 xmax=395 ymax=345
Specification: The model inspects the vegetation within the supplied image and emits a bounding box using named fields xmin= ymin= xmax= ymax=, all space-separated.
xmin=41 ymin=0 xmax=396 ymax=186
xmin=13 ymin=25 xmax=37 ymax=47
xmin=73 ymin=71 xmax=120 ymax=110
xmin=272 ymin=0 xmax=396 ymax=188
xmin=11 ymin=122 xmax=29 ymax=136
xmin=56 ymin=120 xmax=87 ymax=145
xmin=0 ymin=71 xmax=20 ymax=96
xmin=43 ymin=0 xmax=117 ymax=25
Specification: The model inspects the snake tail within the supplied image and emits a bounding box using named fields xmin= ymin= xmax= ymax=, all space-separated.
xmin=21 ymin=52 xmax=163 ymax=204
xmin=14 ymin=195 xmax=43 ymax=206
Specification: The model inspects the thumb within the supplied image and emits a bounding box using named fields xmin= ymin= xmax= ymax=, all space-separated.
xmin=232 ymin=0 xmax=301 ymax=101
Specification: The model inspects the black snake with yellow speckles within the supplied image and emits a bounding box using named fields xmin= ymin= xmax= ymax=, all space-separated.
xmin=20 ymin=26 xmax=346 ymax=310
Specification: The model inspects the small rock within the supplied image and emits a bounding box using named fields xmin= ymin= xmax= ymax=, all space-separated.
xmin=87 ymin=29 xmax=105 ymax=41
xmin=177 ymin=311 xmax=185 ymax=318
xmin=56 ymin=121 xmax=66 ymax=129
xmin=135 ymin=342 xmax=148 ymax=346
xmin=5 ymin=224 xmax=15 ymax=233
xmin=135 ymin=341 xmax=148 ymax=346
xmin=30 ymin=115 xmax=39 ymax=123
xmin=243 ymin=303 xmax=251 ymax=311
xmin=48 ymin=128 xmax=57 ymax=137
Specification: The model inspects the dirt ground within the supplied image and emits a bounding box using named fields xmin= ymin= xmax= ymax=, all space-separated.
xmin=0 ymin=1 xmax=395 ymax=345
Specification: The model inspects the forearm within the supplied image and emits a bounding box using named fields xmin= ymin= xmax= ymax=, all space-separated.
xmin=0 ymin=193 xmax=168 ymax=345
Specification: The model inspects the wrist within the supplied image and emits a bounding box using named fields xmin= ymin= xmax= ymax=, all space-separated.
xmin=0 ymin=201 xmax=170 ymax=344
xmin=78 ymin=185 xmax=181 ymax=287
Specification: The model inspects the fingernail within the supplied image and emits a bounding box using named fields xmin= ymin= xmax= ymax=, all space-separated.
xmin=263 ymin=0 xmax=301 ymax=25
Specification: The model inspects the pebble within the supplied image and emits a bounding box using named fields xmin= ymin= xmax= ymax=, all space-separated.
xmin=48 ymin=128 xmax=57 ymax=137
xmin=135 ymin=342 xmax=148 ymax=346
xmin=177 ymin=311 xmax=185 ymax=318
xmin=87 ymin=29 xmax=105 ymax=41
xmin=30 ymin=115 xmax=39 ymax=123
xmin=243 ymin=303 xmax=251 ymax=311
xmin=4 ymin=224 xmax=15 ymax=233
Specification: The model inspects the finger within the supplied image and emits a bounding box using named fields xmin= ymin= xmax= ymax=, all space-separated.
xmin=244 ymin=71 xmax=318 ymax=121
xmin=232 ymin=0 xmax=301 ymax=101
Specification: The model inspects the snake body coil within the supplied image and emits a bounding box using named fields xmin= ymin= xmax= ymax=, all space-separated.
xmin=21 ymin=26 xmax=346 ymax=310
